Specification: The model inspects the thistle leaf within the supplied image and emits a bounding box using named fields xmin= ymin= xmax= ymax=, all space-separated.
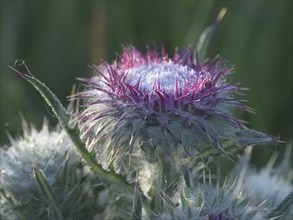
xmin=131 ymin=183 xmax=142 ymax=220
xmin=235 ymin=129 xmax=278 ymax=146
xmin=33 ymin=168 xmax=65 ymax=220
xmin=181 ymin=166 xmax=192 ymax=189
xmin=9 ymin=65 xmax=133 ymax=193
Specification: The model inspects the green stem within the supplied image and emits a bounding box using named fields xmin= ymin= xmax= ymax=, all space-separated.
xmin=9 ymin=66 xmax=133 ymax=193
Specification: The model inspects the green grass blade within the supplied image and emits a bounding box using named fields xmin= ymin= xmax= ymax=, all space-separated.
xmin=196 ymin=7 xmax=227 ymax=63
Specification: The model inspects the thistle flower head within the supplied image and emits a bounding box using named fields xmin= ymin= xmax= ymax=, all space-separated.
xmin=76 ymin=46 xmax=278 ymax=175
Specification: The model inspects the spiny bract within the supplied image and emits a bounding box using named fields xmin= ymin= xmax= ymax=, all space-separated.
xmin=151 ymin=182 xmax=268 ymax=220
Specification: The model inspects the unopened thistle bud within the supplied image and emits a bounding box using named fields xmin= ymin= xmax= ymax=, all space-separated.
xmin=153 ymin=182 xmax=268 ymax=220
xmin=230 ymin=145 xmax=293 ymax=219
xmin=0 ymin=121 xmax=127 ymax=220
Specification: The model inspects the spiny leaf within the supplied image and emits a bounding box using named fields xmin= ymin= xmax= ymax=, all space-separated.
xmin=181 ymin=166 xmax=192 ymax=189
xmin=33 ymin=168 xmax=65 ymax=220
xmin=131 ymin=183 xmax=142 ymax=220
xmin=9 ymin=65 xmax=133 ymax=193
xmin=235 ymin=129 xmax=279 ymax=146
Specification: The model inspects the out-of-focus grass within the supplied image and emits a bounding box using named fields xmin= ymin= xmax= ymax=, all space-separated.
xmin=1 ymin=1 xmax=292 ymax=167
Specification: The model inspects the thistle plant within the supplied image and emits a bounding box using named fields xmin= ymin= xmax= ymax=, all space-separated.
xmin=2 ymin=8 xmax=292 ymax=220
xmin=72 ymin=9 xmax=278 ymax=199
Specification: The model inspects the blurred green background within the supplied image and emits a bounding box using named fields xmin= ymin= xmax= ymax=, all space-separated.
xmin=1 ymin=1 xmax=292 ymax=167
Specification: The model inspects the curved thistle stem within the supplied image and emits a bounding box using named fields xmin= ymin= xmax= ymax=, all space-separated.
xmin=9 ymin=64 xmax=134 ymax=194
